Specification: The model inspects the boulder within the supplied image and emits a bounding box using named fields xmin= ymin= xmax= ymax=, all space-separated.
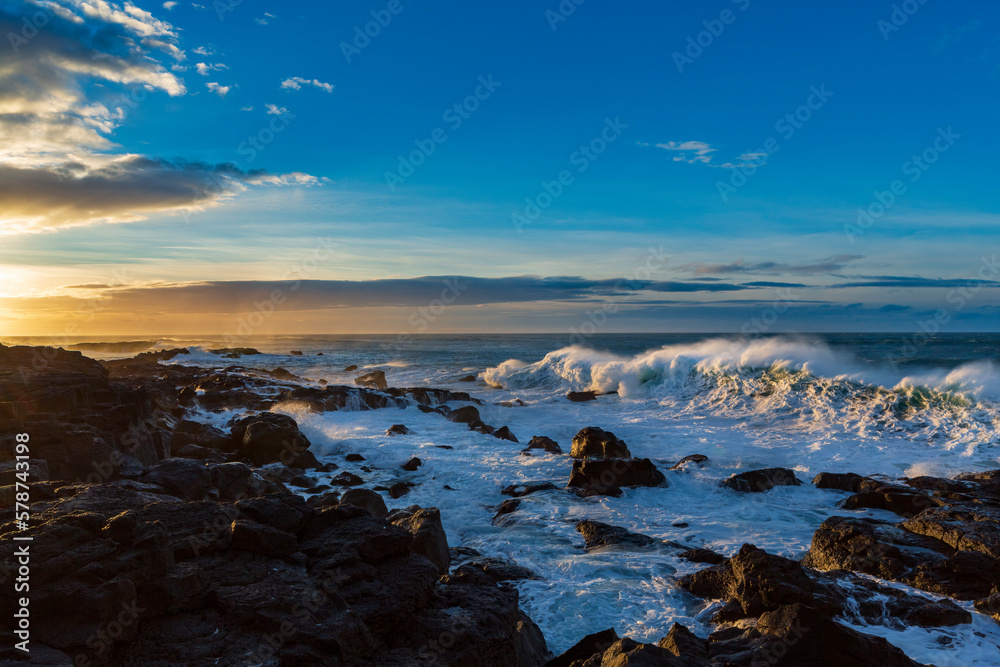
xmin=501 ymin=481 xmax=559 ymax=497
xmin=523 ymin=436 xmax=562 ymax=454
xmin=331 ymin=472 xmax=364 ymax=487
xmin=389 ymin=506 xmax=450 ymax=574
xmin=448 ymin=405 xmax=482 ymax=424
xmin=228 ymin=412 xmax=312 ymax=466
xmin=670 ymin=454 xmax=709 ymax=471
xmin=567 ymin=458 xmax=666 ymax=496
xmin=339 ymin=488 xmax=388 ymax=519
xmin=812 ymin=471 xmax=865 ymax=492
xmin=354 ymin=370 xmax=387 ymax=390
xmin=571 ymin=427 xmax=631 ymax=459
xmin=567 ymin=390 xmax=598 ymax=402
xmin=386 ymin=424 xmax=413 ymax=436
xmin=575 ymin=520 xmax=660 ymax=551
xmin=720 ymin=468 xmax=801 ymax=493
xmin=493 ymin=426 xmax=519 ymax=443
xmin=546 ymin=628 xmax=620 ymax=667
xmin=402 ymin=456 xmax=422 ymax=471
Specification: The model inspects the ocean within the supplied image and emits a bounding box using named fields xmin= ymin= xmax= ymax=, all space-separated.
xmin=8 ymin=332 xmax=1000 ymax=664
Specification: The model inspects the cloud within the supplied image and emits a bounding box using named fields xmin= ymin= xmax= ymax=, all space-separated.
xmin=206 ymin=82 xmax=231 ymax=97
xmin=196 ymin=62 xmax=228 ymax=76
xmin=192 ymin=45 xmax=214 ymax=55
xmin=281 ymin=77 xmax=334 ymax=93
xmin=0 ymin=157 xmax=323 ymax=235
xmin=163 ymin=1 xmax=178 ymax=9
xmin=691 ymin=255 xmax=864 ymax=276
xmin=255 ymin=12 xmax=274 ymax=25
xmin=832 ymin=276 xmax=1000 ymax=289
xmin=266 ymin=104 xmax=290 ymax=116
xmin=647 ymin=141 xmax=768 ymax=169
xmin=0 ymin=1 xmax=320 ymax=235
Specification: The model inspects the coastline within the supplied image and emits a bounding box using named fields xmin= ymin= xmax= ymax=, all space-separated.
xmin=1 ymin=342 xmax=1000 ymax=665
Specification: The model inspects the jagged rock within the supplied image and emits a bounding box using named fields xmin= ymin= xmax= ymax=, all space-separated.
xmin=343 ymin=364 xmax=359 ymax=372
xmin=494 ymin=426 xmax=519 ymax=443
xmin=567 ymin=458 xmax=666 ymax=496
xmin=658 ymin=623 xmax=709 ymax=666
xmin=802 ymin=516 xmax=906 ymax=579
xmin=354 ymin=370 xmax=388 ymax=390
xmin=230 ymin=519 xmax=297 ymax=557
xmin=339 ymin=488 xmax=388 ymax=519
xmin=670 ymin=454 xmax=709 ymax=471
xmin=172 ymin=420 xmax=232 ymax=453
xmin=140 ymin=458 xmax=212 ymax=501
xmin=386 ymin=424 xmax=413 ymax=436
xmin=571 ymin=427 xmax=631 ymax=459
xmin=546 ymin=627 xmax=620 ymax=667
xmin=720 ymin=468 xmax=801 ymax=493
xmin=402 ymin=456 xmax=422 ymax=471
xmin=493 ymin=499 xmax=521 ymax=523
xmin=841 ymin=485 xmax=943 ymax=517
xmin=389 ymin=506 xmax=450 ymax=575
xmin=228 ymin=412 xmax=312 ymax=466
xmin=523 ymin=436 xmax=562 ymax=454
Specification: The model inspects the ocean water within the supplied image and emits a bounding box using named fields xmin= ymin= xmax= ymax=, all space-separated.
xmin=9 ymin=333 xmax=1000 ymax=664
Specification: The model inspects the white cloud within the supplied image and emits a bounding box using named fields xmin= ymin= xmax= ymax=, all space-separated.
xmin=651 ymin=141 xmax=768 ymax=169
xmin=163 ymin=2 xmax=178 ymax=9
xmin=196 ymin=62 xmax=228 ymax=76
xmin=281 ymin=76 xmax=334 ymax=93
xmin=241 ymin=105 xmax=254 ymax=111
xmin=265 ymin=104 xmax=289 ymax=116
xmin=255 ymin=13 xmax=274 ymax=25
xmin=192 ymin=46 xmax=214 ymax=55
xmin=206 ymin=82 xmax=231 ymax=97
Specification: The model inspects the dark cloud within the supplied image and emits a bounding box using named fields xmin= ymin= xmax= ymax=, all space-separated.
xmin=833 ymin=276 xmax=1000 ymax=288
xmin=690 ymin=254 xmax=863 ymax=276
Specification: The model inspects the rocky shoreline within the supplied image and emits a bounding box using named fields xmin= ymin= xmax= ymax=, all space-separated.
xmin=2 ymin=343 xmax=999 ymax=665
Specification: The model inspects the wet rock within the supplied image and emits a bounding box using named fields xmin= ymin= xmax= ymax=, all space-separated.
xmin=207 ymin=347 xmax=260 ymax=357
xmin=230 ymin=519 xmax=297 ymax=557
xmin=354 ymin=370 xmax=388 ymax=390
xmin=670 ymin=454 xmax=709 ymax=471
xmin=389 ymin=506 xmax=450 ymax=574
xmin=575 ymin=520 xmax=659 ymax=551
xmin=523 ymin=435 xmax=562 ymax=454
xmin=802 ymin=516 xmax=906 ymax=579
xmin=720 ymin=468 xmax=802 ymax=493
xmin=402 ymin=456 xmax=422 ymax=471
xmin=343 ymin=364 xmax=359 ymax=372
xmin=470 ymin=420 xmax=496 ymax=434
xmin=679 ymin=548 xmax=726 ymax=565
xmin=546 ymin=627 xmax=620 ymax=667
xmin=172 ymin=420 xmax=232 ymax=453
xmin=386 ymin=424 xmax=413 ymax=436
xmin=841 ymin=485 xmax=943 ymax=517
xmin=345 ymin=453 xmax=365 ymax=462
xmin=331 ymin=471 xmax=364 ymax=486
xmin=812 ymin=471 xmax=865 ymax=492
xmin=567 ymin=458 xmax=666 ymax=496
xmin=567 ymin=390 xmax=598 ymax=402
xmin=493 ymin=499 xmax=521 ymax=523
xmin=290 ymin=350 xmax=303 ymax=356
xmin=448 ymin=405 xmax=482 ymax=424
xmin=339 ymin=488 xmax=388 ymax=519
xmin=388 ymin=482 xmax=411 ymax=499
xmin=658 ymin=623 xmax=709 ymax=666
xmin=459 ymin=374 xmax=477 ymax=382
xmin=208 ymin=462 xmax=255 ymax=501
xmin=493 ymin=425 xmax=519 ymax=443
xmin=571 ymin=426 xmax=631 ymax=459
xmin=265 ymin=367 xmax=297 ymax=381
xmin=502 ymin=481 xmax=559 ymax=497
xmin=228 ymin=412 xmax=312 ymax=467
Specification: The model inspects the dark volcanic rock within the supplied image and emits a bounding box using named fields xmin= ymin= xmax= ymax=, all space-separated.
xmin=386 ymin=423 xmax=413 ymax=436
xmin=331 ymin=471 xmax=364 ymax=486
xmin=345 ymin=453 xmax=365 ymax=462
xmin=501 ymin=481 xmax=559 ymax=497
xmin=0 ymin=483 xmax=547 ymax=666
xmin=140 ymin=458 xmax=212 ymax=501
xmin=493 ymin=425 xmax=519 ymax=443
xmin=354 ymin=370 xmax=388 ymax=390
xmin=448 ymin=405 xmax=481 ymax=424
xmin=388 ymin=482 xmax=411 ymax=499
xmin=670 ymin=454 xmax=709 ymax=471
xmin=567 ymin=390 xmax=598 ymax=402
xmin=171 ymin=420 xmax=231 ymax=453
xmin=523 ymin=435 xmax=562 ymax=454
xmin=802 ymin=516 xmax=905 ymax=579
xmin=228 ymin=412 xmax=312 ymax=466
xmin=679 ymin=548 xmax=726 ymax=565
xmin=339 ymin=488 xmax=388 ymax=519
xmin=720 ymin=468 xmax=802 ymax=493
xmin=343 ymin=364 xmax=359 ymax=372
xmin=546 ymin=627 xmax=620 ymax=667
xmin=812 ymin=471 xmax=865 ymax=492
xmin=389 ymin=506 xmax=450 ymax=575
xmin=402 ymin=456 xmax=422 ymax=471
xmin=567 ymin=458 xmax=666 ymax=496
xmin=570 ymin=426 xmax=631 ymax=459
xmin=575 ymin=520 xmax=660 ymax=551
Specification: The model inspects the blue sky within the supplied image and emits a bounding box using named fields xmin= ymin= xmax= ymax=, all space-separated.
xmin=0 ymin=0 xmax=998 ymax=335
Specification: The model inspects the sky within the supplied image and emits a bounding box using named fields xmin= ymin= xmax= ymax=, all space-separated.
xmin=0 ymin=0 xmax=998 ymax=337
